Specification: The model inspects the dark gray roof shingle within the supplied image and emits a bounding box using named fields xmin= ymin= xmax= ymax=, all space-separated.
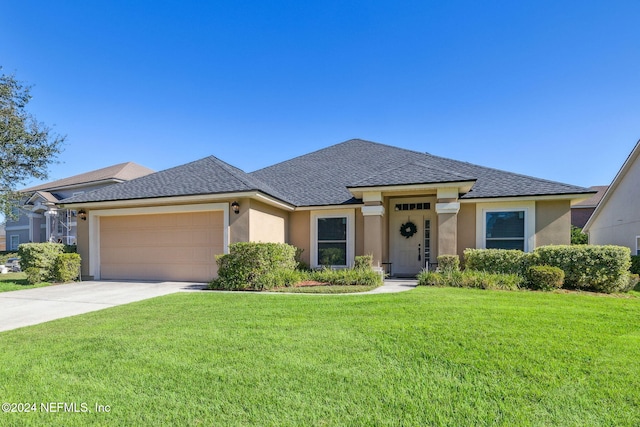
xmin=62 ymin=139 xmax=593 ymax=206
xmin=61 ymin=156 xmax=290 ymax=204
xmin=251 ymin=139 xmax=592 ymax=205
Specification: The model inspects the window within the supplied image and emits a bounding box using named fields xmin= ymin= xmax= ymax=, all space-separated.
xmin=9 ymin=235 xmax=19 ymax=251
xmin=636 ymin=236 xmax=640 ymax=256
xmin=317 ymin=217 xmax=347 ymax=266
xmin=485 ymin=210 xmax=525 ymax=251
xmin=310 ymin=210 xmax=355 ymax=268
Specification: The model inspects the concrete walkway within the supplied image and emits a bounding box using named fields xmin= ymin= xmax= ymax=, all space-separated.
xmin=0 ymin=278 xmax=416 ymax=333
xmin=362 ymin=278 xmax=418 ymax=294
xmin=0 ymin=281 xmax=206 ymax=333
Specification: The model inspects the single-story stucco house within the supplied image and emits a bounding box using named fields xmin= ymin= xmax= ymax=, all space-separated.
xmin=584 ymin=139 xmax=640 ymax=254
xmin=61 ymin=139 xmax=594 ymax=281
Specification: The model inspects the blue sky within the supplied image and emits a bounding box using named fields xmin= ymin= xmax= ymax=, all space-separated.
xmin=2 ymin=0 xmax=639 ymax=191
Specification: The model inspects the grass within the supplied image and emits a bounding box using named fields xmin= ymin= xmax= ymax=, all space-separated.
xmin=269 ymin=284 xmax=379 ymax=293
xmin=0 ymin=272 xmax=50 ymax=293
xmin=0 ymin=287 xmax=639 ymax=426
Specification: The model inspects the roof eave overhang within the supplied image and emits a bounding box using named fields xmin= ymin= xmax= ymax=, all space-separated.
xmin=347 ymin=180 xmax=477 ymax=199
xmin=61 ymin=191 xmax=296 ymax=212
xmin=459 ymin=192 xmax=597 ymax=204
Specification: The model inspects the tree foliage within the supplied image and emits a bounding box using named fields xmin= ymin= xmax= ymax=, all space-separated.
xmin=571 ymin=225 xmax=588 ymax=245
xmin=1 ymin=69 xmax=65 ymax=218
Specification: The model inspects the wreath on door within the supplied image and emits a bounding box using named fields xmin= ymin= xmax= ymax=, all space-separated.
xmin=400 ymin=221 xmax=418 ymax=239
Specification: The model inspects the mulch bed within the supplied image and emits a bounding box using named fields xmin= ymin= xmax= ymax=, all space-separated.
xmin=295 ymin=281 xmax=331 ymax=287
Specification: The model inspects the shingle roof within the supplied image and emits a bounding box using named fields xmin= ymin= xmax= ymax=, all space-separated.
xmin=61 ymin=156 xmax=290 ymax=204
xmin=251 ymin=139 xmax=592 ymax=205
xmin=62 ymin=139 xmax=593 ymax=206
xmin=22 ymin=162 xmax=154 ymax=192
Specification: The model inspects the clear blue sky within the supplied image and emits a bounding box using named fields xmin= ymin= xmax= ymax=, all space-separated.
xmin=2 ymin=0 xmax=639 ymax=190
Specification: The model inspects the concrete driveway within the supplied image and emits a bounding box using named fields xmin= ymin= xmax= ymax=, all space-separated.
xmin=0 ymin=281 xmax=206 ymax=333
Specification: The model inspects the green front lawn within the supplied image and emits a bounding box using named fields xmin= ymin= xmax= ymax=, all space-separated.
xmin=0 ymin=287 xmax=638 ymax=426
xmin=0 ymin=272 xmax=50 ymax=293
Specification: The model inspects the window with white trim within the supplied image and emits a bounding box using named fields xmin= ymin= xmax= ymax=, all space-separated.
xmin=485 ymin=210 xmax=526 ymax=251
xmin=9 ymin=235 xmax=19 ymax=251
xmin=317 ymin=217 xmax=347 ymax=266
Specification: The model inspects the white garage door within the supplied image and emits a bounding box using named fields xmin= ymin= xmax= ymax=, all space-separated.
xmin=100 ymin=211 xmax=224 ymax=282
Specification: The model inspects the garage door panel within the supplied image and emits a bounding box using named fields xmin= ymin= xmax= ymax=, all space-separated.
xmin=100 ymin=211 xmax=224 ymax=282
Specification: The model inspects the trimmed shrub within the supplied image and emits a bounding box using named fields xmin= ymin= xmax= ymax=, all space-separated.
xmin=354 ymin=255 xmax=373 ymax=271
xmin=527 ymin=265 xmax=564 ymax=291
xmin=53 ymin=253 xmax=82 ymax=283
xmin=437 ymin=255 xmax=460 ymax=273
xmin=18 ymin=243 xmax=65 ymax=281
xmin=534 ymin=245 xmax=631 ymax=293
xmin=463 ymin=248 xmax=534 ymax=276
xmin=24 ymin=267 xmax=46 ymax=285
xmin=631 ymin=255 xmax=640 ymax=275
xmin=622 ymin=273 xmax=640 ymax=293
xmin=210 ymin=242 xmax=298 ymax=290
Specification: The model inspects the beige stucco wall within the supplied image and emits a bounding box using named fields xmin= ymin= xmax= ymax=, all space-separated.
xmin=229 ymin=198 xmax=250 ymax=243
xmin=535 ymin=200 xmax=571 ymax=246
xmin=288 ymin=210 xmax=311 ymax=266
xmin=77 ymin=212 xmax=91 ymax=278
xmin=248 ymin=200 xmax=288 ymax=243
xmin=457 ymin=203 xmax=476 ymax=259
xmin=588 ymin=152 xmax=640 ymax=252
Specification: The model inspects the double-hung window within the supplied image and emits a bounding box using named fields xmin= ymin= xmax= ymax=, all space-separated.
xmin=311 ymin=210 xmax=354 ymax=268
xmin=317 ymin=217 xmax=347 ymax=266
xmin=9 ymin=235 xmax=19 ymax=251
xmin=485 ymin=210 xmax=526 ymax=251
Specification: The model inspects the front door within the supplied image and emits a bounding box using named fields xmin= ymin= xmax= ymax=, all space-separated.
xmin=391 ymin=213 xmax=424 ymax=276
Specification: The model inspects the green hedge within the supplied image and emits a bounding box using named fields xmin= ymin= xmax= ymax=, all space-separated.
xmin=0 ymin=252 xmax=17 ymax=264
xmin=417 ymin=270 xmax=522 ymax=291
xmin=534 ymin=245 xmax=630 ymax=293
xmin=17 ymin=243 xmax=82 ymax=284
xmin=18 ymin=243 xmax=65 ymax=282
xmin=211 ymin=242 xmax=298 ymax=291
xmin=309 ymin=268 xmax=382 ymax=287
xmin=464 ymin=249 xmax=534 ymax=276
xmin=54 ymin=253 xmax=82 ymax=283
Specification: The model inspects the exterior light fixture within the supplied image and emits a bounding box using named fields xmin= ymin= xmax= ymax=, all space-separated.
xmin=231 ymin=201 xmax=240 ymax=214
xmin=78 ymin=209 xmax=87 ymax=221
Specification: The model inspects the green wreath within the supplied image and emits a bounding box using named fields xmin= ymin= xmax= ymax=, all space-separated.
xmin=400 ymin=221 xmax=418 ymax=239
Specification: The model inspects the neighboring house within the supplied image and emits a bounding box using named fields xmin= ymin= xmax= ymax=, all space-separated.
xmin=61 ymin=139 xmax=594 ymax=281
xmin=570 ymin=185 xmax=608 ymax=229
xmin=0 ymin=223 xmax=6 ymax=251
xmin=4 ymin=162 xmax=154 ymax=250
xmin=584 ymin=140 xmax=640 ymax=255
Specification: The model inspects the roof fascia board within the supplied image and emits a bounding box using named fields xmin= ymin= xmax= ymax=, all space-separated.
xmin=295 ymin=204 xmax=364 ymax=211
xmin=347 ymin=180 xmax=477 ymax=195
xmin=584 ymin=139 xmax=640 ymax=232
xmin=460 ymin=193 xmax=597 ymax=204
xmin=62 ymin=191 xmax=295 ymax=211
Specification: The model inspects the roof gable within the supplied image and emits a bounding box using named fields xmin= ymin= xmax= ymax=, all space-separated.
xmin=584 ymin=140 xmax=640 ymax=232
